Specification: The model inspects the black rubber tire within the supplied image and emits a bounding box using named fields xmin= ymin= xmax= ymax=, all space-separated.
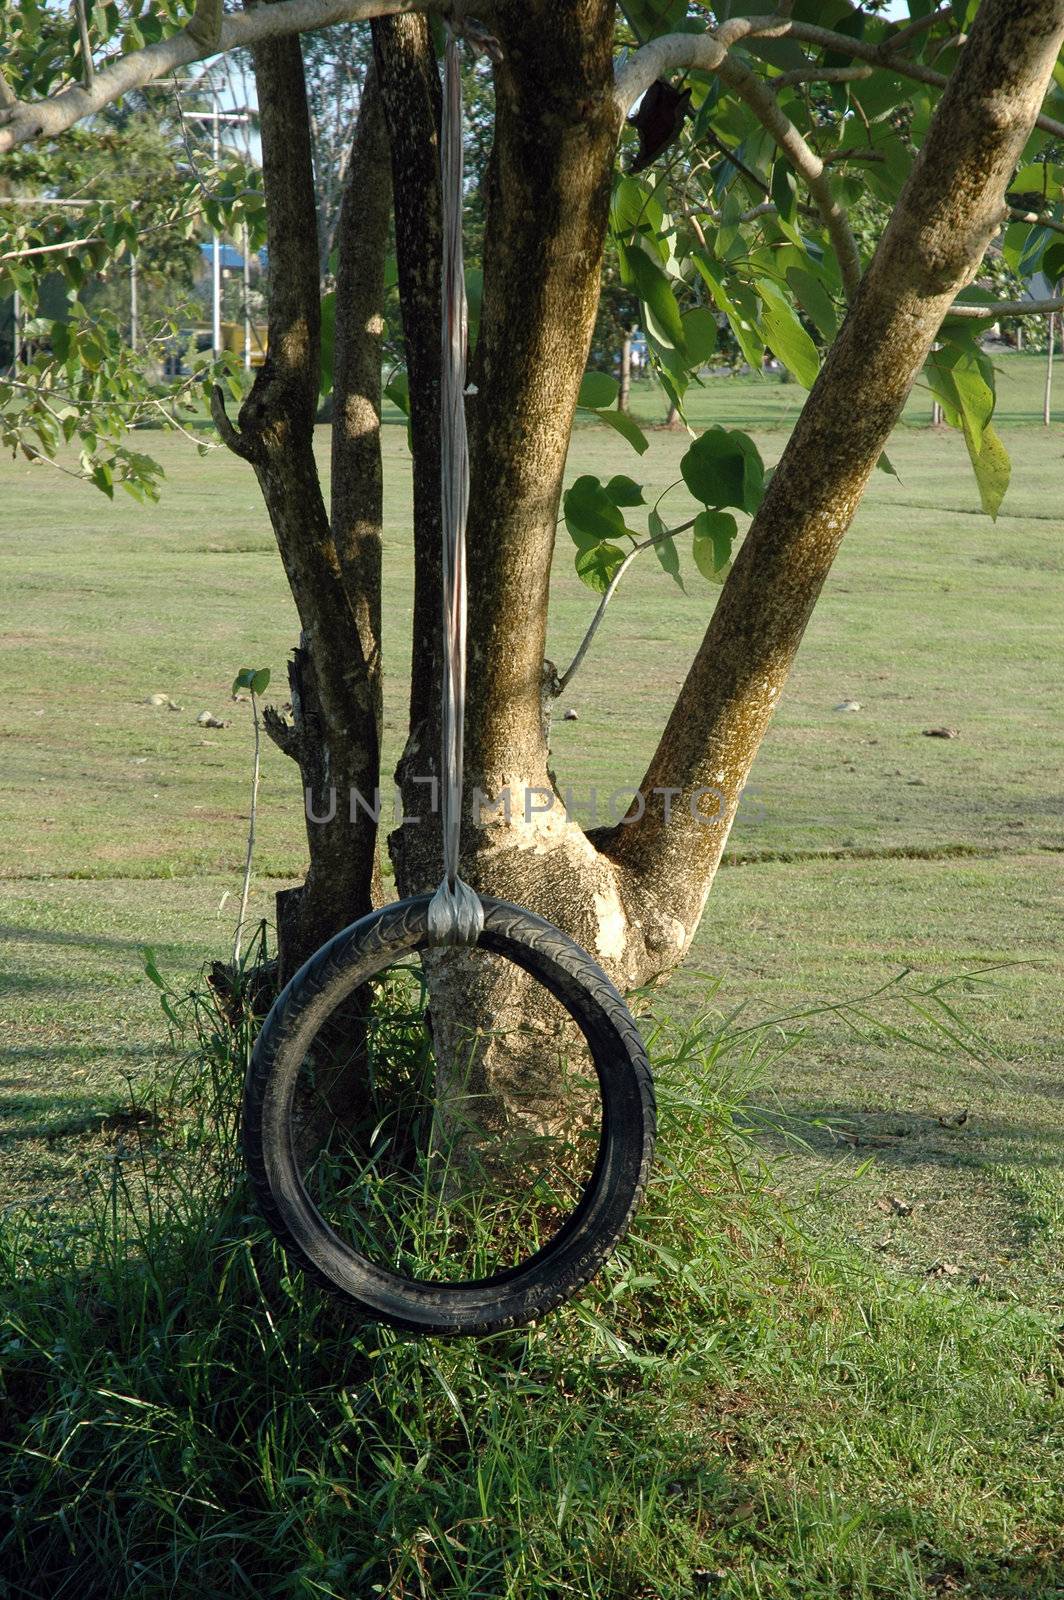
xmin=243 ymin=893 xmax=656 ymax=1336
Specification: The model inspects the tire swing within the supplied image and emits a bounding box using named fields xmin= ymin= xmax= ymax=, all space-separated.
xmin=242 ymin=23 xmax=656 ymax=1337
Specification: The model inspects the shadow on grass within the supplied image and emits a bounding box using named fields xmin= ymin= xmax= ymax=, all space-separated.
xmin=749 ymin=1101 xmax=1064 ymax=1174
xmin=0 ymin=919 xmax=184 ymax=956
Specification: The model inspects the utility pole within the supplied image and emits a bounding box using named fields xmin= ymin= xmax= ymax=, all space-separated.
xmin=619 ymin=328 xmax=632 ymax=414
xmin=1045 ymin=310 xmax=1056 ymax=427
xmin=129 ymin=255 xmax=139 ymax=352
xmin=180 ymin=98 xmax=251 ymax=359
xmin=242 ymin=220 xmax=252 ymax=371
xmin=211 ymin=109 xmax=221 ymax=357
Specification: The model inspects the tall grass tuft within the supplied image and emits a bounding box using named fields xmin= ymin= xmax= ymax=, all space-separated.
xmin=1 ymin=959 xmax=1060 ymax=1600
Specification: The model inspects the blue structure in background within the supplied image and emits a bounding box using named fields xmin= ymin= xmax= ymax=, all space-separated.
xmin=198 ymin=241 xmax=247 ymax=272
xmin=195 ymin=243 xmax=269 ymax=272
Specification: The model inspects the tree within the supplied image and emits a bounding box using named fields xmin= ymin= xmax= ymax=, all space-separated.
xmin=3 ymin=0 xmax=1064 ymax=1126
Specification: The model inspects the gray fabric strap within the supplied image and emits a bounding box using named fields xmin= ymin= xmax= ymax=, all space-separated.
xmin=427 ymin=24 xmax=484 ymax=947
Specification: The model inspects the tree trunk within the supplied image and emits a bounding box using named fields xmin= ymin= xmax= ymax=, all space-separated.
xmin=376 ymin=0 xmax=1064 ymax=1134
xmin=604 ymin=0 xmax=1064 ymax=947
xmin=618 ymin=328 xmax=631 ymax=413
xmin=215 ymin=22 xmax=385 ymax=982
xmin=225 ymin=0 xmax=1064 ymax=1134
xmin=378 ymin=0 xmax=658 ymax=1130
xmin=1045 ymin=310 xmax=1055 ymax=425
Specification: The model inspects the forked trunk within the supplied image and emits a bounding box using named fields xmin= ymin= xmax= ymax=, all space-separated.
xmin=225 ymin=0 xmax=1064 ymax=1141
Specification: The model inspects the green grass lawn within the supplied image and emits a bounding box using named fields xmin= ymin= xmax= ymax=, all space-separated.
xmin=1 ymin=353 xmax=1061 ymax=1596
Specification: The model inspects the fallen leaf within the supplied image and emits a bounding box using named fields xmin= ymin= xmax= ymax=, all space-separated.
xmin=927 ymin=1261 xmax=961 ymax=1279
xmin=923 ymin=726 xmax=959 ymax=739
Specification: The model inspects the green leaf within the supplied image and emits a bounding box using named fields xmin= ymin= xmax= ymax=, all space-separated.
xmin=1019 ymin=224 xmax=1054 ymax=279
xmin=756 ymin=278 xmax=821 ymax=388
xmin=578 ymin=370 xmax=620 ymax=410
xmin=610 ymin=173 xmax=662 ymax=238
xmin=925 ymin=342 xmax=1008 ymax=514
xmin=50 ymin=321 xmax=71 ymax=362
xmin=692 ymin=509 xmax=737 ymax=582
xmin=926 ymin=342 xmax=994 ymax=452
xmin=656 ymin=359 xmax=689 ymax=423
xmin=142 ymin=946 xmax=165 ymax=989
xmin=563 ymin=476 xmax=630 ymax=548
xmin=590 ymin=407 xmax=650 ymax=455
xmin=771 ymin=158 xmax=797 ymax=223
xmin=1000 ymin=220 xmax=1030 ymax=276
xmin=681 ymin=306 xmax=718 ymax=367
xmin=876 ymin=450 xmax=899 ymax=479
xmin=850 ymin=69 xmax=908 ymax=124
xmin=624 ymin=244 xmax=686 ymax=351
xmin=694 ymin=254 xmax=764 ymax=372
xmin=785 ymin=267 xmax=838 ymax=341
xmin=232 ymin=667 xmax=255 ymax=693
xmin=966 ymin=421 xmax=1011 ymax=521
xmin=575 ymin=540 xmax=626 ymax=593
xmin=714 ymin=189 xmax=745 ymax=264
xmin=619 ymin=0 xmax=688 ymax=42
xmin=604 ymin=474 xmax=645 ymax=507
xmin=681 ymin=427 xmax=765 ymax=514
xmin=1041 ymin=240 xmax=1064 ymax=284
xmin=251 ymin=667 xmax=271 ymax=696
xmin=385 ymin=369 xmax=410 ymax=417
xmin=1011 ymin=160 xmax=1064 ymax=200
xmin=648 ymin=508 xmax=682 ymax=589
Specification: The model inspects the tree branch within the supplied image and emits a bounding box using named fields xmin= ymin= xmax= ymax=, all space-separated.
xmin=1007 ymin=205 xmax=1064 ymax=235
xmin=556 ymin=519 xmax=697 ymax=695
xmin=0 ymin=0 xmax=430 ymax=153
xmin=884 ymin=5 xmax=952 ymax=51
xmin=228 ymin=14 xmax=382 ymax=972
xmin=613 ymin=15 xmax=778 ymax=112
xmin=262 ymin=703 xmax=304 ymax=762
xmin=773 ymin=14 xmax=1064 ymax=141
xmin=614 ymin=16 xmax=860 ymax=297
xmin=716 ymin=51 xmax=862 ymax=298
xmin=74 ymin=0 xmax=96 ymax=88
xmin=948 ymin=295 xmax=1064 ymax=317
xmin=607 ymin=0 xmax=1064 ymax=942
xmin=186 ymin=0 xmax=224 ymax=50
xmin=616 ymin=14 xmax=1064 ymax=143
xmin=772 ymin=65 xmax=871 ymax=87
xmin=210 ymin=384 xmax=258 ymax=461
xmin=330 ymin=60 xmax=390 ymax=777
